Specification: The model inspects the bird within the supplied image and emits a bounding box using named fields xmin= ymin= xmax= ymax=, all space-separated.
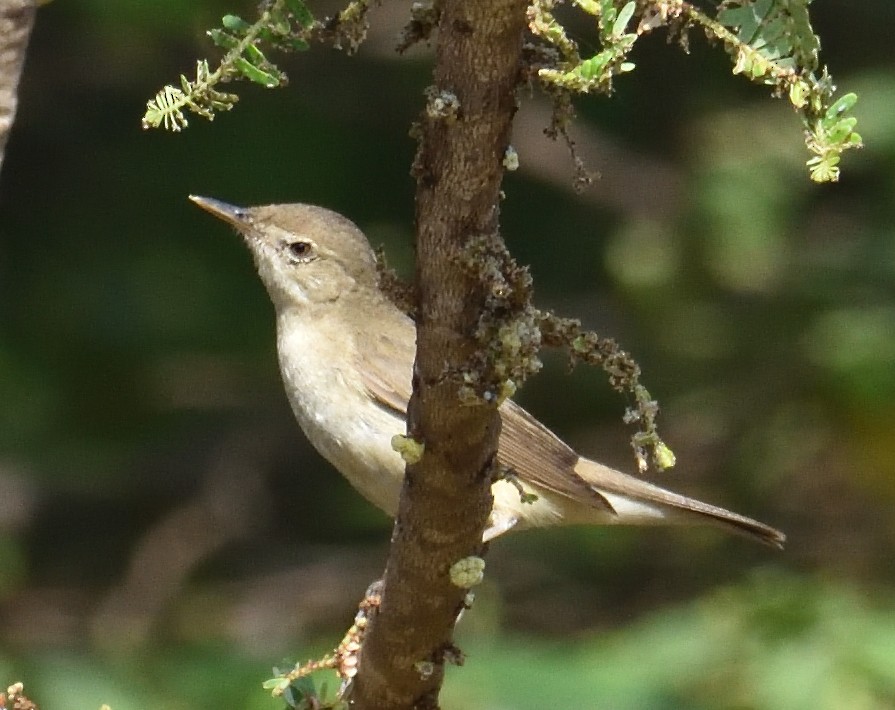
xmin=190 ymin=195 xmax=785 ymax=549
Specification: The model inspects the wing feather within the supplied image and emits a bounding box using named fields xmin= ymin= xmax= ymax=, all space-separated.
xmin=357 ymin=313 xmax=615 ymax=515
xmin=497 ymin=400 xmax=616 ymax=513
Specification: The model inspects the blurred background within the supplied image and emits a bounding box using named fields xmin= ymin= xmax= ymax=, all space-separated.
xmin=1 ymin=1 xmax=894 ymax=708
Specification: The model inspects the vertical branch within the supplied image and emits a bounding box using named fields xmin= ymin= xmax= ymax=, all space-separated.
xmin=349 ymin=1 xmax=529 ymax=708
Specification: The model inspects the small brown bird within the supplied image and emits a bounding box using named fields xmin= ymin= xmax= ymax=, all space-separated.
xmin=191 ymin=196 xmax=785 ymax=549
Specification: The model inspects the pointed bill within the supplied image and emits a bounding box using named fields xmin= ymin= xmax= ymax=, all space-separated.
xmin=189 ymin=195 xmax=252 ymax=228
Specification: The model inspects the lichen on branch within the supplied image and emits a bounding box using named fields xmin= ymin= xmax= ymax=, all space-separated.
xmin=375 ymin=229 xmax=672 ymax=473
xmin=539 ymin=311 xmax=676 ymax=473
xmin=455 ymin=232 xmax=542 ymax=407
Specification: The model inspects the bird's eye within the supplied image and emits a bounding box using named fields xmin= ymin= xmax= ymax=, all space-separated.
xmin=285 ymin=240 xmax=315 ymax=262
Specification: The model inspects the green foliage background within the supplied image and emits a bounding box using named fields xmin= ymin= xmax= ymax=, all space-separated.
xmin=1 ymin=1 xmax=894 ymax=708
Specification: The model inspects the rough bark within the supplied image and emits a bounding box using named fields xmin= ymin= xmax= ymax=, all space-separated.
xmin=0 ymin=0 xmax=37 ymax=174
xmin=348 ymin=1 xmax=529 ymax=708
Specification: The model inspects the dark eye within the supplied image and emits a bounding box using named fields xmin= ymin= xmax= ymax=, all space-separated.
xmin=286 ymin=240 xmax=315 ymax=261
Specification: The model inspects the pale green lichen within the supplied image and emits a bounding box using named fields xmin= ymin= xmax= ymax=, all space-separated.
xmin=425 ymin=87 xmax=461 ymax=121
xmin=391 ymin=434 xmax=425 ymax=464
xmin=449 ymin=556 xmax=485 ymax=588
xmin=654 ymin=441 xmax=677 ymax=470
xmin=414 ymin=660 xmax=435 ymax=680
xmin=540 ymin=312 xmax=679 ymax=474
xmin=503 ymin=145 xmax=520 ymax=171
xmin=457 ymin=233 xmax=543 ymax=407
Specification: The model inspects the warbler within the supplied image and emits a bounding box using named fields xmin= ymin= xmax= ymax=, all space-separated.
xmin=191 ymin=196 xmax=785 ymax=548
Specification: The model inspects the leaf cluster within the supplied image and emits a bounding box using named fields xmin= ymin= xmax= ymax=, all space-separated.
xmin=142 ymin=0 xmax=313 ymax=131
xmin=263 ymin=672 xmax=347 ymax=710
xmin=532 ymin=0 xmax=639 ymax=94
xmin=702 ymin=0 xmax=862 ymax=182
xmin=530 ymin=0 xmax=861 ymax=182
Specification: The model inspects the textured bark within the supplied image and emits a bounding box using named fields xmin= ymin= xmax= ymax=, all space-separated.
xmin=0 ymin=0 xmax=37 ymax=174
xmin=349 ymin=1 xmax=529 ymax=708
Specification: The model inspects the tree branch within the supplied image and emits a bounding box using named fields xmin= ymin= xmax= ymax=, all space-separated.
xmin=349 ymin=1 xmax=529 ymax=707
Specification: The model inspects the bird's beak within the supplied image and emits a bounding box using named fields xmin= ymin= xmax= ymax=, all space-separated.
xmin=189 ymin=195 xmax=252 ymax=229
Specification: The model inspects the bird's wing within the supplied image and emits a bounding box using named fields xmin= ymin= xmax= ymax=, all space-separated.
xmin=497 ymin=399 xmax=616 ymax=513
xmin=357 ymin=316 xmax=784 ymax=547
xmin=358 ymin=317 xmax=415 ymax=418
xmin=358 ymin=314 xmax=615 ymax=514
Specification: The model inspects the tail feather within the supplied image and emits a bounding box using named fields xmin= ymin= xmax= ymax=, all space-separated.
xmin=573 ymin=457 xmax=786 ymax=549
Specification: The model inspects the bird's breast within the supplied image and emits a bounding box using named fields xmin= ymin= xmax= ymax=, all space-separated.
xmin=276 ymin=313 xmax=406 ymax=515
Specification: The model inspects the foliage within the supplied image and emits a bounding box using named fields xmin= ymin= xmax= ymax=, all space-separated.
xmin=529 ymin=0 xmax=861 ymax=182
xmin=260 ymin=587 xmax=378 ymax=709
xmin=6 ymin=575 xmax=894 ymax=709
xmin=531 ymin=0 xmax=639 ymax=93
xmin=142 ymin=0 xmax=314 ymax=131
xmin=446 ymin=572 xmax=895 ymax=709
xmin=263 ymin=674 xmax=345 ymax=710
xmin=143 ymin=0 xmax=861 ymax=182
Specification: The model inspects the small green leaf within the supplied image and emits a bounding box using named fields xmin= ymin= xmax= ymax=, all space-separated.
xmin=576 ymin=52 xmax=611 ymax=80
xmin=717 ymin=5 xmax=754 ymax=30
xmin=293 ymin=677 xmax=317 ymax=694
xmin=750 ymin=57 xmax=769 ymax=79
xmin=207 ymin=29 xmax=239 ymax=50
xmin=234 ymin=57 xmax=280 ymax=87
xmin=285 ymin=0 xmax=315 ymax=28
xmin=577 ymin=0 xmax=599 ymax=14
xmin=789 ymin=80 xmax=809 ymax=108
xmin=243 ymin=42 xmax=267 ymax=66
xmin=612 ymin=1 xmax=636 ymax=38
xmin=824 ymin=92 xmax=858 ymax=123
xmin=826 ymin=117 xmax=857 ymax=144
xmin=222 ymin=14 xmax=251 ymax=33
xmin=262 ymin=678 xmax=289 ymax=691
xmin=266 ymin=5 xmax=292 ymax=35
xmin=808 ymin=154 xmax=840 ymax=183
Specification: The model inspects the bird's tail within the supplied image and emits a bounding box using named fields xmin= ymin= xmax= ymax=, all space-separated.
xmin=573 ymin=457 xmax=786 ymax=549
